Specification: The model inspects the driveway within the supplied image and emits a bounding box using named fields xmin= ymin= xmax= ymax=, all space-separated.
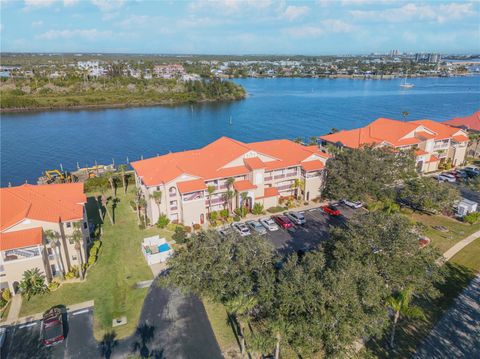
xmin=413 ymin=274 xmax=480 ymax=359
xmin=265 ymin=203 xmax=362 ymax=256
xmin=1 ymin=286 xmax=222 ymax=359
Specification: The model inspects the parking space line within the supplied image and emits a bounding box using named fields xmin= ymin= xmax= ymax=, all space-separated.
xmin=72 ymin=309 xmax=89 ymax=316
xmin=19 ymin=322 xmax=37 ymax=329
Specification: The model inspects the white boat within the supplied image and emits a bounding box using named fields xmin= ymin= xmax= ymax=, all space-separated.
xmin=400 ymin=75 xmax=414 ymax=88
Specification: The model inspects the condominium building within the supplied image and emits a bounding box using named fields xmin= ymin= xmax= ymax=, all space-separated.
xmin=0 ymin=183 xmax=90 ymax=295
xmin=319 ymin=118 xmax=469 ymax=173
xmin=444 ymin=111 xmax=480 ymax=158
xmin=131 ymin=137 xmax=330 ymax=227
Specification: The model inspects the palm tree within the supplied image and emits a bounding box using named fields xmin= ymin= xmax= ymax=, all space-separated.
xmin=102 ymin=195 xmax=114 ymax=225
xmin=71 ymin=223 xmax=84 ymax=280
xmin=106 ymin=173 xmax=116 ymax=198
xmin=19 ymin=268 xmax=49 ymax=301
xmin=151 ymin=191 xmax=162 ymax=216
xmin=290 ymin=179 xmax=305 ymax=200
xmin=293 ymin=137 xmax=303 ymax=144
xmin=387 ymin=286 xmax=426 ymax=348
xmin=222 ymin=190 xmax=234 ymax=214
xmin=134 ymin=190 xmax=142 ymax=224
xmin=308 ymin=136 xmax=317 ymax=145
xmin=44 ymin=229 xmax=64 ymax=279
xmin=207 ymin=185 xmax=216 ymax=214
xmin=138 ymin=196 xmax=148 ymax=226
xmin=224 ymin=296 xmax=257 ymax=358
xmin=240 ymin=191 xmax=248 ymax=210
xmin=99 ymin=331 xmax=118 ymax=359
xmin=118 ymin=164 xmax=127 ymax=194
xmin=402 ymin=110 xmax=409 ymax=121
xmin=225 ymin=177 xmax=235 ymax=212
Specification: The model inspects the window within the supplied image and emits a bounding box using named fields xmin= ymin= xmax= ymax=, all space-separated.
xmin=66 ymin=222 xmax=71 ymax=228
xmin=69 ymin=238 xmax=74 ymax=244
xmin=72 ymin=255 xmax=78 ymax=261
xmin=169 ymin=186 xmax=177 ymax=196
xmin=156 ymin=186 xmax=160 ymax=191
xmin=83 ymin=222 xmax=87 ymax=229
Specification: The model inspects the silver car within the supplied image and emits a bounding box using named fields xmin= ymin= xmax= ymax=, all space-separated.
xmin=232 ymin=222 xmax=251 ymax=237
xmin=341 ymin=199 xmax=363 ymax=209
xmin=259 ymin=217 xmax=280 ymax=231
xmin=246 ymin=220 xmax=267 ymax=234
xmin=284 ymin=211 xmax=306 ymax=225
xmin=437 ymin=173 xmax=456 ymax=183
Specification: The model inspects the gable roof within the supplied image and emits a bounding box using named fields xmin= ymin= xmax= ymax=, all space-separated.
xmin=320 ymin=117 xmax=466 ymax=149
xmin=0 ymin=227 xmax=43 ymax=251
xmin=132 ymin=137 xmax=330 ymax=186
xmin=444 ymin=111 xmax=480 ymax=132
xmin=0 ymin=183 xmax=86 ymax=231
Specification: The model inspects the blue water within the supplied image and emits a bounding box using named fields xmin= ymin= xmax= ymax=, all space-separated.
xmin=1 ymin=76 xmax=479 ymax=186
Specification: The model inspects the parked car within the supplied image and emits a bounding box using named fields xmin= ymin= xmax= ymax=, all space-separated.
xmin=437 ymin=173 xmax=456 ymax=183
xmin=284 ymin=211 xmax=306 ymax=225
xmin=321 ymin=204 xmax=341 ymax=216
xmin=0 ymin=327 xmax=6 ymax=350
xmin=246 ymin=220 xmax=267 ymax=234
xmin=340 ymin=199 xmax=363 ymax=209
xmin=217 ymin=227 xmax=234 ymax=237
xmin=272 ymin=215 xmax=294 ymax=229
xmin=450 ymin=170 xmax=468 ymax=180
xmin=232 ymin=222 xmax=251 ymax=237
xmin=41 ymin=307 xmax=65 ymax=347
xmin=259 ymin=217 xmax=280 ymax=231
xmin=464 ymin=166 xmax=480 ymax=177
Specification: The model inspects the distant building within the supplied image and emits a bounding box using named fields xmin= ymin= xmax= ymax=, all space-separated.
xmin=414 ymin=53 xmax=441 ymax=64
xmin=153 ymin=64 xmax=186 ymax=79
xmin=319 ymin=118 xmax=469 ymax=173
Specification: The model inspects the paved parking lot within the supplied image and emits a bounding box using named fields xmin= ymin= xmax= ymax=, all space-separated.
xmin=1 ymin=285 xmax=222 ymax=359
xmin=264 ymin=203 xmax=363 ymax=256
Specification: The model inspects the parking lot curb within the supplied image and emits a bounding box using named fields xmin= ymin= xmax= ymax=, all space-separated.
xmin=1 ymin=300 xmax=94 ymax=327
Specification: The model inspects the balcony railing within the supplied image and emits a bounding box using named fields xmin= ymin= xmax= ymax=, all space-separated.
xmin=4 ymin=248 xmax=40 ymax=261
xmin=264 ymin=176 xmax=273 ymax=181
xmin=274 ymin=174 xmax=285 ymax=180
xmin=183 ymin=192 xmax=203 ymax=202
xmin=277 ymin=184 xmax=293 ymax=191
xmin=285 ymin=172 xmax=297 ymax=178
xmin=170 ymin=206 xmax=178 ymax=211
xmin=208 ymin=197 xmax=226 ymax=206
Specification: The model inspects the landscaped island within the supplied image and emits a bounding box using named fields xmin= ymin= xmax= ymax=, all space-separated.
xmin=0 ymin=77 xmax=246 ymax=112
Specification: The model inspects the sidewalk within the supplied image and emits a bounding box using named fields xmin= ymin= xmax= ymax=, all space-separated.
xmin=2 ymin=299 xmax=94 ymax=326
xmin=5 ymin=295 xmax=22 ymax=324
xmin=438 ymin=230 xmax=480 ymax=264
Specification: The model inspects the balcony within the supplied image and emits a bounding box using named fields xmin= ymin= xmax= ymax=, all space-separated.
xmin=264 ymin=176 xmax=273 ymax=181
xmin=170 ymin=206 xmax=178 ymax=211
xmin=274 ymin=174 xmax=285 ymax=180
xmin=285 ymin=172 xmax=297 ymax=178
xmin=4 ymin=248 xmax=41 ymax=262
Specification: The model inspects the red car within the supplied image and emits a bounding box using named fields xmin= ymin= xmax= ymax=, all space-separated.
xmin=272 ymin=215 xmax=294 ymax=229
xmin=321 ymin=204 xmax=341 ymax=216
xmin=42 ymin=307 xmax=65 ymax=347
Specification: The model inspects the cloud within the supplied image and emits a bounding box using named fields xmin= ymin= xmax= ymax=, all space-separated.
xmin=36 ymin=28 xmax=113 ymax=40
xmin=119 ymin=15 xmax=150 ymax=28
xmin=350 ymin=2 xmax=476 ymax=23
xmin=32 ymin=20 xmax=43 ymax=27
xmin=282 ymin=5 xmax=309 ymax=21
xmin=285 ymin=19 xmax=354 ymax=38
xmin=91 ymin=0 xmax=125 ymax=12
xmin=24 ymin=0 xmax=55 ymax=8
xmin=64 ymin=0 xmax=79 ymax=6
xmin=188 ymin=0 xmax=273 ymax=15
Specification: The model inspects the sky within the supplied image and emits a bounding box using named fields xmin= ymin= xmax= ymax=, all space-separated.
xmin=1 ymin=0 xmax=479 ymax=55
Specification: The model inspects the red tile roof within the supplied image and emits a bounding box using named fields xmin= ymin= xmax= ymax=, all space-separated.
xmin=415 ymin=149 xmax=429 ymax=156
xmin=132 ymin=137 xmax=329 ymax=186
xmin=176 ymin=179 xmax=207 ymax=194
xmin=257 ymin=187 xmax=279 ymax=199
xmin=233 ymin=180 xmax=257 ymax=192
xmin=0 ymin=227 xmax=43 ymax=251
xmin=244 ymin=157 xmax=265 ymax=170
xmin=452 ymin=135 xmax=469 ymax=143
xmin=301 ymin=160 xmax=325 ymax=171
xmin=444 ymin=111 xmax=480 ymax=132
xmin=320 ymin=118 xmax=467 ymax=149
xmin=0 ymin=183 xmax=86 ymax=231
xmin=427 ymin=155 xmax=440 ymax=163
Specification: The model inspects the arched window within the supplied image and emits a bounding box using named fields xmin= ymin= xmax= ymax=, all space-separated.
xmin=169 ymin=187 xmax=177 ymax=196
xmin=200 ymin=214 xmax=205 ymax=225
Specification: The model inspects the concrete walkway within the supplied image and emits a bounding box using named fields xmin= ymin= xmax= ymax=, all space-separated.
xmin=2 ymin=299 xmax=94 ymax=326
xmin=438 ymin=230 xmax=480 ymax=264
xmin=413 ymin=274 xmax=480 ymax=359
xmin=5 ymin=295 xmax=22 ymax=323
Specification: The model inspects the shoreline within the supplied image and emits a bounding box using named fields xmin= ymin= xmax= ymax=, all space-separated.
xmin=0 ymin=95 xmax=246 ymax=114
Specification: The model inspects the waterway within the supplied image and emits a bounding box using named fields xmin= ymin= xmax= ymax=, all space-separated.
xmin=1 ymin=76 xmax=479 ymax=186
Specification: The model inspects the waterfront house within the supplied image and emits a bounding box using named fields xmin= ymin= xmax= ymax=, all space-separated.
xmin=0 ymin=183 xmax=90 ymax=295
xmin=319 ymin=118 xmax=469 ymax=173
xmin=444 ymin=111 xmax=480 ymax=157
xmin=131 ymin=137 xmax=330 ymax=227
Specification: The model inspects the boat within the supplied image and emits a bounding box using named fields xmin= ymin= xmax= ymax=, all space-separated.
xmin=400 ymin=74 xmax=414 ymax=88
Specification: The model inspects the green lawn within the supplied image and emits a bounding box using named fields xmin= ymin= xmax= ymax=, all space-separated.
xmin=410 ymin=212 xmax=480 ymax=253
xmin=19 ymin=188 xmax=174 ymax=339
xmin=450 ymin=237 xmax=480 ymax=272
xmin=202 ymin=298 xmax=238 ymax=355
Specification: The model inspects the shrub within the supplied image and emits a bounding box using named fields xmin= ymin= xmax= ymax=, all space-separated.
xmin=463 ymin=212 xmax=480 ymax=225
xmin=129 ymin=200 xmax=137 ymax=211
xmin=234 ymin=207 xmax=248 ymax=218
xmin=208 ymin=211 xmax=218 ymax=222
xmin=193 ymin=223 xmax=201 ymax=231
xmin=172 ymin=226 xmax=187 ymax=244
xmin=87 ymin=255 xmax=97 ymax=267
xmin=48 ymin=281 xmax=60 ymax=291
xmin=65 ymin=271 xmax=76 ymax=280
xmin=157 ymin=214 xmax=170 ymax=229
xmin=303 ymin=201 xmax=309 ymax=206
xmin=84 ymin=176 xmax=110 ymax=192
xmin=184 ymin=226 xmax=192 ymax=233
xmin=90 ymin=246 xmax=98 ymax=257
xmin=252 ymin=203 xmax=264 ymax=215
xmin=219 ymin=209 xmax=229 ymax=220
xmin=233 ymin=215 xmax=241 ymax=222
xmin=1 ymin=288 xmax=11 ymax=302
xmin=0 ymin=298 xmax=6 ymax=309
xmin=267 ymin=206 xmax=286 ymax=213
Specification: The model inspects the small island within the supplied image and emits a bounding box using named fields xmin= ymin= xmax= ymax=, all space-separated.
xmin=0 ymin=62 xmax=246 ymax=112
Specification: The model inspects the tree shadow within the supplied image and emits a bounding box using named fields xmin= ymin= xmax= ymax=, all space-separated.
xmin=131 ymin=323 xmax=164 ymax=358
xmin=98 ymin=331 xmax=118 ymax=359
xmin=112 ymin=198 xmax=120 ymax=224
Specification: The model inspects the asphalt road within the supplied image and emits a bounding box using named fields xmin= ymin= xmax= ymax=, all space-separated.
xmin=265 ymin=203 xmax=362 ymax=255
xmin=413 ymin=274 xmax=480 ymax=359
xmin=1 ymin=285 xmax=222 ymax=359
